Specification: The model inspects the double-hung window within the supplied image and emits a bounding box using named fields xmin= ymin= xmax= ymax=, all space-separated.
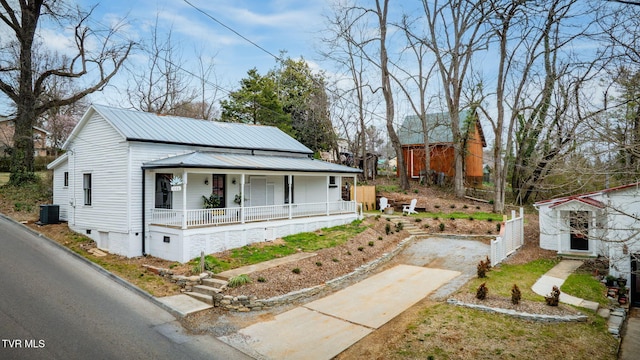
xmin=83 ymin=173 xmax=92 ymax=205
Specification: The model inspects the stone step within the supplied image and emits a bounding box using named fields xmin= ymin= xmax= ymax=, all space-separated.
xmin=184 ymin=291 xmax=214 ymax=305
xmin=202 ymin=277 xmax=228 ymax=288
xmin=192 ymin=284 xmax=222 ymax=296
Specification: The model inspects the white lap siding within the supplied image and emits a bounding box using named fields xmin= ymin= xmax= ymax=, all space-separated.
xmin=66 ymin=113 xmax=131 ymax=255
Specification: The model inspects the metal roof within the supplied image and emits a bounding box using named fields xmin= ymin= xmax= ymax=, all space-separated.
xmin=143 ymin=151 xmax=362 ymax=174
xmin=90 ymin=105 xmax=312 ymax=154
xmin=398 ymin=109 xmax=485 ymax=146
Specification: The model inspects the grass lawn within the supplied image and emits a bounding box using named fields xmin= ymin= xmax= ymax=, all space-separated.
xmin=390 ymin=303 xmax=617 ymax=360
xmin=464 ymin=258 xmax=560 ymax=301
xmin=191 ymin=220 xmax=369 ymax=273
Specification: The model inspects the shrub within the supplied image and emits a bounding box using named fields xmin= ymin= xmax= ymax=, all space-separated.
xmin=386 ymin=217 xmax=391 ymax=222
xmin=468 ymin=216 xmax=474 ymax=221
xmin=377 ymin=236 xmax=383 ymax=240
xmin=347 ymin=251 xmax=352 ymax=255
xmin=450 ymin=217 xmax=455 ymax=221
xmin=415 ymin=218 xmax=422 ymax=223
xmin=477 ymin=259 xmax=490 ymax=278
xmin=257 ymin=277 xmax=267 ymax=283
xmin=463 ymin=205 xmax=468 ymax=209
xmin=228 ymin=274 xmax=252 ymax=288
xmin=316 ymin=261 xmax=323 ymax=267
xmin=439 ymin=223 xmax=445 ymax=231
xmin=487 ymin=218 xmax=493 ymax=222
xmin=292 ymin=268 xmax=301 ymax=274
xmin=476 ymin=283 xmax=488 ymax=300
xmin=414 ymin=189 xmax=419 ymax=193
xmin=368 ymin=241 xmax=374 ymax=247
xmin=395 ymin=222 xmax=403 ymax=231
xmin=496 ymin=223 xmax=501 ymax=232
xmin=375 ymin=214 xmax=381 ymax=221
xmin=450 ymin=204 xmax=456 ymax=209
xmin=332 ymin=258 xmax=339 ymax=262
xmin=385 ymin=223 xmax=391 ymax=235
xmin=511 ymin=284 xmax=521 ymax=305
xmin=434 ymin=204 xmax=441 ymax=209
xmin=358 ymin=246 xmax=364 ymax=251
xmin=545 ymin=286 xmax=561 ymax=306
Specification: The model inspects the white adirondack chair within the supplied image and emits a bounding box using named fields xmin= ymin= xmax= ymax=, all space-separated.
xmin=403 ymin=199 xmax=418 ymax=215
xmin=379 ymin=197 xmax=389 ymax=212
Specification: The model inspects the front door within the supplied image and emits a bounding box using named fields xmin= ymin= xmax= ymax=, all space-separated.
xmin=569 ymin=211 xmax=589 ymax=251
xmin=632 ymin=255 xmax=640 ymax=308
xmin=211 ymin=174 xmax=225 ymax=208
xmin=155 ymin=173 xmax=173 ymax=209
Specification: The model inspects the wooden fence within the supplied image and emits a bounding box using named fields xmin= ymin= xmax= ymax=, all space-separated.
xmin=490 ymin=208 xmax=525 ymax=267
xmin=351 ymin=185 xmax=376 ymax=212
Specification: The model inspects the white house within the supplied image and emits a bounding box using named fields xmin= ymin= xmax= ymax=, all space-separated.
xmin=534 ymin=182 xmax=640 ymax=306
xmin=47 ymin=105 xmax=362 ymax=263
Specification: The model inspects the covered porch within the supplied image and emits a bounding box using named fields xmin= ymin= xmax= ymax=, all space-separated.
xmin=141 ymin=151 xmax=362 ymax=262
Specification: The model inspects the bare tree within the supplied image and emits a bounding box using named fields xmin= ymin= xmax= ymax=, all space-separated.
xmin=392 ymin=14 xmax=437 ymax=185
xmin=125 ymin=17 xmax=196 ymax=115
xmin=421 ymin=0 xmax=490 ymax=197
xmin=0 ymin=1 xmax=133 ymax=184
xmin=322 ymin=0 xmax=409 ymax=189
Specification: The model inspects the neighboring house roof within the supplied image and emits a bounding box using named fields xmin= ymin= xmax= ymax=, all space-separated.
xmin=63 ymin=105 xmax=313 ymax=155
xmin=534 ymin=182 xmax=640 ymax=208
xmin=143 ymin=151 xmax=362 ymax=173
xmin=398 ymin=109 xmax=486 ymax=147
xmin=0 ymin=118 xmax=51 ymax=135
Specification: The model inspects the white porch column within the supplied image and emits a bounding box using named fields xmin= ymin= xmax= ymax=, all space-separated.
xmin=182 ymin=170 xmax=188 ymax=229
xmin=326 ymin=175 xmax=330 ymax=215
xmin=240 ymin=173 xmax=245 ymax=223
xmin=288 ymin=174 xmax=293 ymax=219
xmin=353 ymin=175 xmax=358 ymax=214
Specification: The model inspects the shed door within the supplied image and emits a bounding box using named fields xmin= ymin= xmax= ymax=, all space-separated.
xmin=569 ymin=211 xmax=589 ymax=251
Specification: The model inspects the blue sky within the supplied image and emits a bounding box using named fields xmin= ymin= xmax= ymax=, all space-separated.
xmin=84 ymin=0 xmax=329 ymax=105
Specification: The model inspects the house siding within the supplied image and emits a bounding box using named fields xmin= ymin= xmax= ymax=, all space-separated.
xmin=51 ymin=159 xmax=69 ymax=221
xmin=66 ymin=112 xmax=131 ymax=254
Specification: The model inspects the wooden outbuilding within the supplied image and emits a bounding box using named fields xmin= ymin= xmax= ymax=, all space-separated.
xmin=397 ymin=109 xmax=486 ymax=187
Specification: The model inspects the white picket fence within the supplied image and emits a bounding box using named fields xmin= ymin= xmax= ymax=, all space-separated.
xmin=490 ymin=208 xmax=525 ymax=267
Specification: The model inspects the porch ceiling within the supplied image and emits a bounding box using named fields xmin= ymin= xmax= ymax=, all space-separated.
xmin=142 ymin=151 xmax=362 ymax=174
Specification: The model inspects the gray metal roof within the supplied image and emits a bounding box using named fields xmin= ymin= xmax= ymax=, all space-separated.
xmin=143 ymin=151 xmax=362 ymax=174
xmin=90 ymin=105 xmax=312 ymax=154
xmin=398 ymin=109 xmax=476 ymax=145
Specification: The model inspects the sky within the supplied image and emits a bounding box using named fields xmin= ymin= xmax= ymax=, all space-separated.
xmin=82 ymin=0 xmax=331 ymax=107
xmin=0 ymin=0 xmax=333 ymax=114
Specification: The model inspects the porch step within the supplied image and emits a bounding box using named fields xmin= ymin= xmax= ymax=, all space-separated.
xmin=184 ymin=291 xmax=214 ymax=305
xmin=558 ymin=252 xmax=597 ymax=260
xmin=192 ymin=284 xmax=223 ymax=296
xmin=202 ymin=277 xmax=229 ymax=289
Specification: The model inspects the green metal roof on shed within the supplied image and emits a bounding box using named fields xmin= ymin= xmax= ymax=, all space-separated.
xmin=398 ymin=109 xmax=486 ymax=146
xmin=63 ymin=105 xmax=313 ymax=155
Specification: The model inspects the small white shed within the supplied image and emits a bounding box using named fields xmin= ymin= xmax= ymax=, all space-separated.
xmin=534 ymin=182 xmax=640 ymax=306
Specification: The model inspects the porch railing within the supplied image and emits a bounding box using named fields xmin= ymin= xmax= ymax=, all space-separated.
xmin=149 ymin=201 xmax=357 ymax=229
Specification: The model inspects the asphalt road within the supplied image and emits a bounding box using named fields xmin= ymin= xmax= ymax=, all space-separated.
xmin=0 ymin=216 xmax=250 ymax=360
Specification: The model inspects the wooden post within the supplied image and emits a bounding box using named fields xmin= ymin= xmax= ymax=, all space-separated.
xmin=200 ymin=251 xmax=205 ymax=273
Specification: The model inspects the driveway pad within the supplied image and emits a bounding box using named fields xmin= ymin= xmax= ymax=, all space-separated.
xmin=237 ymin=307 xmax=371 ymax=360
xmin=306 ymin=264 xmax=460 ymax=329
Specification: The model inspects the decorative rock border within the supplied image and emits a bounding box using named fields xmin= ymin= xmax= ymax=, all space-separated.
xmin=142 ymin=264 xmax=209 ymax=292
xmin=447 ymin=298 xmax=588 ymax=322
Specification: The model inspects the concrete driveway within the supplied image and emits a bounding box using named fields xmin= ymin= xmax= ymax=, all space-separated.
xmin=219 ymin=236 xmax=489 ymax=360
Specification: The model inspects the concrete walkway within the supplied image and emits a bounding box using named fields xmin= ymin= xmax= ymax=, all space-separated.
xmin=620 ymin=308 xmax=640 ymax=360
xmin=531 ymin=260 xmax=599 ymax=311
xmin=218 ymin=264 xmax=460 ymax=360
